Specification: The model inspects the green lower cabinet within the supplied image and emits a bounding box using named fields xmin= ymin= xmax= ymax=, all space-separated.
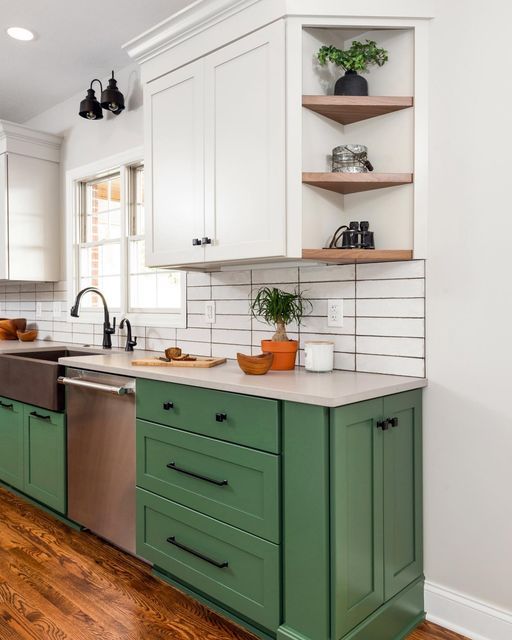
xmin=137 ymin=488 xmax=280 ymax=633
xmin=280 ymin=390 xmax=423 ymax=640
xmin=383 ymin=392 xmax=423 ymax=601
xmin=331 ymin=398 xmax=385 ymax=638
xmin=23 ymin=404 xmax=66 ymax=514
xmin=0 ymin=396 xmax=24 ymax=491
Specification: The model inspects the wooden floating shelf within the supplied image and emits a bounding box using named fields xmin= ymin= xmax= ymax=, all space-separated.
xmin=302 ymin=95 xmax=413 ymax=125
xmin=302 ymin=172 xmax=413 ymax=194
xmin=302 ymin=249 xmax=413 ymax=264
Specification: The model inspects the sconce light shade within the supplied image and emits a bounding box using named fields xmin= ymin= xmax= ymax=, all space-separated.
xmin=101 ymin=71 xmax=125 ymax=115
xmin=79 ymin=83 xmax=103 ymax=120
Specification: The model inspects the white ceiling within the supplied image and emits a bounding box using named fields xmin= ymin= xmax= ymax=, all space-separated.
xmin=0 ymin=0 xmax=192 ymax=122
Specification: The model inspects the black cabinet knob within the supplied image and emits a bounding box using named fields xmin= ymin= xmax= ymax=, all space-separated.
xmin=163 ymin=401 xmax=174 ymax=411
xmin=215 ymin=412 xmax=227 ymax=423
xmin=388 ymin=417 xmax=399 ymax=428
xmin=201 ymin=237 xmax=212 ymax=245
xmin=192 ymin=238 xmax=201 ymax=246
xmin=376 ymin=420 xmax=389 ymax=431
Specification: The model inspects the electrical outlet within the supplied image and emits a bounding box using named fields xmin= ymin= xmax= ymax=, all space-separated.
xmin=53 ymin=300 xmax=62 ymax=319
xmin=204 ymin=300 xmax=216 ymax=324
xmin=327 ymin=299 xmax=344 ymax=327
xmin=35 ymin=302 xmax=43 ymax=319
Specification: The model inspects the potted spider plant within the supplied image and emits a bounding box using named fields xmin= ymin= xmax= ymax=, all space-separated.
xmin=250 ymin=287 xmax=312 ymax=371
xmin=317 ymin=39 xmax=388 ymax=96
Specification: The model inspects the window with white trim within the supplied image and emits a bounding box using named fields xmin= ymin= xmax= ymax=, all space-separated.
xmin=72 ymin=159 xmax=185 ymax=326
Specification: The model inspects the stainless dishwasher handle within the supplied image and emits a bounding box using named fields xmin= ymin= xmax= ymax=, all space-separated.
xmin=57 ymin=376 xmax=135 ymax=396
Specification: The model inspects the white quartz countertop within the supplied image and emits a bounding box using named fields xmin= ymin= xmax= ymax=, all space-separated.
xmin=0 ymin=341 xmax=426 ymax=407
xmin=53 ymin=347 xmax=427 ymax=408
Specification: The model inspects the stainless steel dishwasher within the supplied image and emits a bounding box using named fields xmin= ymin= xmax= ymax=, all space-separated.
xmin=59 ymin=368 xmax=136 ymax=554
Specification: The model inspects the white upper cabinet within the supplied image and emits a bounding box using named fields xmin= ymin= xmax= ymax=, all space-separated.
xmin=0 ymin=121 xmax=62 ymax=281
xmin=145 ymin=61 xmax=205 ymax=267
xmin=203 ymin=22 xmax=286 ymax=263
xmin=140 ymin=21 xmax=286 ymax=268
xmin=126 ymin=0 xmax=430 ymax=269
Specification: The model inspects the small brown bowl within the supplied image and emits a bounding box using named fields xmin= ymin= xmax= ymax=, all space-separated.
xmin=165 ymin=347 xmax=182 ymax=360
xmin=0 ymin=319 xmax=18 ymax=340
xmin=17 ymin=329 xmax=38 ymax=342
xmin=237 ymin=352 xmax=274 ymax=375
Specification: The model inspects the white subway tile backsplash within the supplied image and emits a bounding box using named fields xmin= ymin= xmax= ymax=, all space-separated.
xmin=356 ymin=278 xmax=424 ymax=299
xmin=252 ymin=267 xmax=298 ymax=284
xmin=356 ymin=260 xmax=425 ymax=280
xmin=211 ymin=270 xmax=251 ymax=286
xmin=211 ymin=329 xmax=251 ymax=346
xmin=356 ymin=336 xmax=424 ymax=358
xmin=211 ymin=285 xmax=251 ymax=300
xmin=357 ymin=317 xmax=425 ymax=338
xmin=300 ymin=264 xmax=355 ymax=282
xmin=356 ymin=298 xmax=424 ymax=318
xmin=356 ymin=354 xmax=425 ymax=377
xmin=0 ymin=260 xmax=425 ymax=378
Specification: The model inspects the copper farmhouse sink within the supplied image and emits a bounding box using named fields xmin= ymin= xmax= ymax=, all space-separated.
xmin=0 ymin=348 xmax=100 ymax=411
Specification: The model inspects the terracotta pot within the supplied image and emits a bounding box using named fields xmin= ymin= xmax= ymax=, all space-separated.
xmin=261 ymin=340 xmax=298 ymax=371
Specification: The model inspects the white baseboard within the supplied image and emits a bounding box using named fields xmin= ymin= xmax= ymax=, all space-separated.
xmin=425 ymin=581 xmax=512 ymax=640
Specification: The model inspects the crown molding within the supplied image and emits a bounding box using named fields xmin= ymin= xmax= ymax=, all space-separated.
xmin=122 ymin=0 xmax=267 ymax=64
xmin=0 ymin=120 xmax=62 ymax=150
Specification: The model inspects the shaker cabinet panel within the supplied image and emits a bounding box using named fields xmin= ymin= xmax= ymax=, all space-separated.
xmin=383 ymin=390 xmax=423 ymax=600
xmin=203 ymin=21 xmax=286 ymax=262
xmin=331 ymin=398 xmax=385 ymax=639
xmin=145 ymin=61 xmax=205 ymax=267
xmin=0 ymin=396 xmax=24 ymax=491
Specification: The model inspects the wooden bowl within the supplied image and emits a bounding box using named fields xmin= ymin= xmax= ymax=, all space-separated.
xmin=237 ymin=352 xmax=274 ymax=375
xmin=165 ymin=347 xmax=182 ymax=360
xmin=0 ymin=319 xmax=18 ymax=340
xmin=0 ymin=318 xmax=27 ymax=333
xmin=17 ymin=329 xmax=38 ymax=342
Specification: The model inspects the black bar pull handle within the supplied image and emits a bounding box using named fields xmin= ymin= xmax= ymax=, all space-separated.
xmin=167 ymin=536 xmax=228 ymax=569
xmin=376 ymin=419 xmax=389 ymax=431
xmin=167 ymin=462 xmax=228 ymax=487
xmin=30 ymin=411 xmax=51 ymax=422
xmin=215 ymin=412 xmax=227 ymax=423
xmin=163 ymin=401 xmax=174 ymax=411
xmin=0 ymin=401 xmax=13 ymax=410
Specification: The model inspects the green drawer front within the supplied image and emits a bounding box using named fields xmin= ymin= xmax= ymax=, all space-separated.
xmin=0 ymin=396 xmax=24 ymax=491
xmin=23 ymin=404 xmax=66 ymax=514
xmin=137 ymin=420 xmax=279 ymax=543
xmin=136 ymin=379 xmax=279 ymax=453
xmin=137 ymin=488 xmax=280 ymax=632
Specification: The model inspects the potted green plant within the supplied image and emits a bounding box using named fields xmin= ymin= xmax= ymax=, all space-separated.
xmin=317 ymin=39 xmax=388 ymax=96
xmin=250 ymin=287 xmax=312 ymax=371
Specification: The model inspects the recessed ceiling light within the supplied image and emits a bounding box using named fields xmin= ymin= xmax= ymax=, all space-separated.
xmin=6 ymin=27 xmax=35 ymax=41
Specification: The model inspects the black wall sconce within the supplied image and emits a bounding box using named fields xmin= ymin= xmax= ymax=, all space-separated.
xmin=79 ymin=71 xmax=125 ymax=120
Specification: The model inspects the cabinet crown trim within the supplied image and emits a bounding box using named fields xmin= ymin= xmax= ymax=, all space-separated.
xmin=122 ymin=0 xmax=265 ymax=64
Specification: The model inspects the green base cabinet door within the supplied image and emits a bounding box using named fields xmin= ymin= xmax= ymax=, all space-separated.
xmin=23 ymin=405 xmax=66 ymax=514
xmin=331 ymin=389 xmax=423 ymax=639
xmin=383 ymin=391 xmax=423 ymax=600
xmin=0 ymin=396 xmax=24 ymax=491
xmin=331 ymin=398 xmax=385 ymax=639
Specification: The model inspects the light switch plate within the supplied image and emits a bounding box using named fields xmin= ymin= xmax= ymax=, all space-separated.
xmin=35 ymin=302 xmax=43 ymax=319
xmin=53 ymin=300 xmax=62 ymax=319
xmin=204 ymin=300 xmax=216 ymax=324
xmin=327 ymin=299 xmax=344 ymax=327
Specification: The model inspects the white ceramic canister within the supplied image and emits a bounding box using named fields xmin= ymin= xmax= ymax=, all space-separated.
xmin=304 ymin=341 xmax=334 ymax=372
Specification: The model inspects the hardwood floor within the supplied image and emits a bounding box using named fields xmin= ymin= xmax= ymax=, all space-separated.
xmin=0 ymin=487 xmax=468 ymax=640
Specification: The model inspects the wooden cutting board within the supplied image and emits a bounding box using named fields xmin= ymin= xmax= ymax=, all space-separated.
xmin=131 ymin=356 xmax=227 ymax=368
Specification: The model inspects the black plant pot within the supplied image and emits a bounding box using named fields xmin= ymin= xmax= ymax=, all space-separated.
xmin=334 ymin=70 xmax=368 ymax=96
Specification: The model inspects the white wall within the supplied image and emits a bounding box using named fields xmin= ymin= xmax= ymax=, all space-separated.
xmin=424 ymin=0 xmax=512 ymax=629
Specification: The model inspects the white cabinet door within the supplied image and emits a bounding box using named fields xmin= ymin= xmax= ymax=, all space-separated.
xmin=203 ymin=21 xmax=286 ymax=263
xmin=145 ymin=60 xmax=205 ymax=267
xmin=0 ymin=154 xmax=7 ymax=279
xmin=7 ymin=154 xmax=60 ymax=281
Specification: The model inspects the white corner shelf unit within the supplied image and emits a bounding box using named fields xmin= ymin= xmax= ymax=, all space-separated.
xmin=124 ymin=0 xmax=430 ymax=270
